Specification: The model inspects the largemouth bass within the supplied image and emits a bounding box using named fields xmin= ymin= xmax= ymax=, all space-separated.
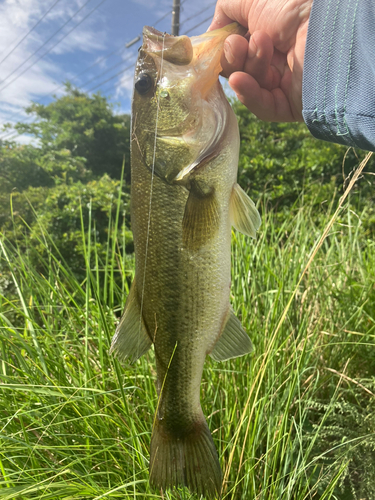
xmin=110 ymin=23 xmax=261 ymax=498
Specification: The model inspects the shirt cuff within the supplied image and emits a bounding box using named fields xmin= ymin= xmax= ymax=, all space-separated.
xmin=302 ymin=0 xmax=375 ymax=152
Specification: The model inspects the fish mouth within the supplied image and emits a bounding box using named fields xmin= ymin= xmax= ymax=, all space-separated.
xmin=142 ymin=26 xmax=194 ymax=65
xmin=143 ymin=26 xmax=163 ymax=38
xmin=142 ymin=22 xmax=246 ymax=73
xmin=138 ymin=23 xmax=245 ymax=183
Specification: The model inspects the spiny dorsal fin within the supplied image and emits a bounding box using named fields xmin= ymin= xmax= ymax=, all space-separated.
xmin=230 ymin=183 xmax=261 ymax=238
xmin=182 ymin=184 xmax=220 ymax=250
xmin=209 ymin=308 xmax=253 ymax=361
xmin=110 ymin=278 xmax=152 ymax=363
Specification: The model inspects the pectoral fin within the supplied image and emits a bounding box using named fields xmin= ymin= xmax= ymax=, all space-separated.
xmin=110 ymin=278 xmax=152 ymax=363
xmin=209 ymin=309 xmax=253 ymax=362
xmin=182 ymin=185 xmax=220 ymax=250
xmin=230 ymin=183 xmax=261 ymax=238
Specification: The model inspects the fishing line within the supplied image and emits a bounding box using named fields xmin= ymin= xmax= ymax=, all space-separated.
xmin=137 ymin=34 xmax=166 ymax=355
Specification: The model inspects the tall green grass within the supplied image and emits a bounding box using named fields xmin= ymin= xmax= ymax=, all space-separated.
xmin=1 ymin=168 xmax=375 ymax=499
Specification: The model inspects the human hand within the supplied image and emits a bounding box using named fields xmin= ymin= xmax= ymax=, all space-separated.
xmin=209 ymin=0 xmax=313 ymax=122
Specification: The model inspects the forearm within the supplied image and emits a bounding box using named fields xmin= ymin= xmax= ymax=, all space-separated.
xmin=302 ymin=0 xmax=375 ymax=151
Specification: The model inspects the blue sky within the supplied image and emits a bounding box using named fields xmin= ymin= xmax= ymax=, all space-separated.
xmin=0 ymin=0 xmax=220 ymax=142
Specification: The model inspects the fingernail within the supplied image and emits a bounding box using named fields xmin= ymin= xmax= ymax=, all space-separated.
xmin=224 ymin=41 xmax=235 ymax=65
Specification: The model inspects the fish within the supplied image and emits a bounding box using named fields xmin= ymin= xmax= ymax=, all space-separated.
xmin=110 ymin=23 xmax=261 ymax=498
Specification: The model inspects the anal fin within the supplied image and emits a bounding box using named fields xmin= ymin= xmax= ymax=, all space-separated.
xmin=110 ymin=278 xmax=152 ymax=363
xmin=230 ymin=183 xmax=261 ymax=238
xmin=209 ymin=308 xmax=253 ymax=362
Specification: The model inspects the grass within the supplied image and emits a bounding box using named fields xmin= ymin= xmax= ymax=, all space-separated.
xmin=1 ymin=157 xmax=375 ymax=499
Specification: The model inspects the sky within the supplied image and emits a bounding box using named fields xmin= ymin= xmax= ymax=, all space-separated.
xmin=0 ymin=0 xmax=221 ymax=143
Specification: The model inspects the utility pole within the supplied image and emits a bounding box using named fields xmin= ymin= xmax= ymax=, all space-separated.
xmin=171 ymin=0 xmax=180 ymax=35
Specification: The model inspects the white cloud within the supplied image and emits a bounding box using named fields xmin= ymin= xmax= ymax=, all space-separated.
xmin=0 ymin=0 xmax=221 ymax=142
xmin=114 ymin=70 xmax=134 ymax=100
xmin=51 ymin=28 xmax=106 ymax=55
xmin=0 ymin=0 xmax=108 ymax=133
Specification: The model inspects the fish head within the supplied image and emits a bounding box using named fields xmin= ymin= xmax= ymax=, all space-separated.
xmin=131 ymin=23 xmax=246 ymax=184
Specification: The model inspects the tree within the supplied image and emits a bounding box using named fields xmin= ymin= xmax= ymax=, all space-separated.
xmin=0 ymin=86 xmax=132 ymax=282
xmin=233 ymin=101 xmax=375 ymax=218
xmin=0 ymin=142 xmax=53 ymax=193
xmin=14 ymin=83 xmax=131 ymax=182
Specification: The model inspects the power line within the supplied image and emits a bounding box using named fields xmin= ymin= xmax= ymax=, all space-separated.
xmin=98 ymin=73 xmax=133 ymax=96
xmin=0 ymin=100 xmax=34 ymax=132
xmin=0 ymin=110 xmax=37 ymax=140
xmin=0 ymin=0 xmax=95 ymax=91
xmin=153 ymin=8 xmax=174 ymax=27
xmin=51 ymin=42 xmax=129 ymax=96
xmin=0 ymin=0 xmax=109 ymax=96
xmin=180 ymin=1 xmax=216 ymax=27
xmin=1 ymin=130 xmax=19 ymax=141
xmin=62 ymin=7 xmax=175 ymax=94
xmin=0 ymin=0 xmax=63 ymax=69
xmin=80 ymin=53 xmax=134 ymax=90
xmin=0 ymin=0 xmax=108 ymax=136
xmin=51 ymin=7 xmax=172 ymax=97
xmin=77 ymin=8 xmax=185 ymax=95
xmin=0 ymin=5 xmax=182 ymax=139
xmin=86 ymin=63 xmax=135 ymax=93
xmin=0 ymin=64 xmax=134 ymax=139
xmin=182 ymin=14 xmax=213 ymax=35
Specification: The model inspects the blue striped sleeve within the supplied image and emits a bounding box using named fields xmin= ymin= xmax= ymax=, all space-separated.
xmin=302 ymin=0 xmax=375 ymax=152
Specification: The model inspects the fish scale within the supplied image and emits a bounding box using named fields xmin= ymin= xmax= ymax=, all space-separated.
xmin=110 ymin=22 xmax=261 ymax=498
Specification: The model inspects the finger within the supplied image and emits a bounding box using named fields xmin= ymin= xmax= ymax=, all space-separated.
xmin=220 ymin=35 xmax=249 ymax=78
xmin=229 ymin=72 xmax=297 ymax=122
xmin=243 ymin=31 xmax=278 ymax=91
xmin=208 ymin=0 xmax=248 ymax=31
xmin=208 ymin=7 xmax=234 ymax=31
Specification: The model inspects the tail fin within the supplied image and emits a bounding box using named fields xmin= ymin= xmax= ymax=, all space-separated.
xmin=149 ymin=415 xmax=222 ymax=498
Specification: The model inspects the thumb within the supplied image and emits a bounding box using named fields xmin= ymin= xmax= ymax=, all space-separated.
xmin=208 ymin=10 xmax=234 ymax=31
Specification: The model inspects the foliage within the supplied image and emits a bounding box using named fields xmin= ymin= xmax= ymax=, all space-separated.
xmin=306 ymin=386 xmax=375 ymax=500
xmin=6 ymin=83 xmax=131 ymax=183
xmin=0 ymin=175 xmax=130 ymax=284
xmin=233 ymin=101 xmax=375 ymax=223
xmin=0 ymin=85 xmax=132 ymax=284
xmin=1 ymin=194 xmax=375 ymax=499
xmin=1 ymin=89 xmax=375 ymax=499
xmin=0 ymin=142 xmax=54 ymax=193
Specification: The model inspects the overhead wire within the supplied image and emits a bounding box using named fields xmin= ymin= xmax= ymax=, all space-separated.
xmin=0 ymin=2 xmax=216 ymax=140
xmin=79 ymin=53 xmax=134 ymax=90
xmin=0 ymin=107 xmax=25 ymax=127
xmin=0 ymin=0 xmax=107 ymax=137
xmin=67 ymin=6 xmax=174 ymax=94
xmin=179 ymin=1 xmax=216 ymax=27
xmin=0 ymin=0 xmax=63 ymax=68
xmin=0 ymin=0 xmax=95 ymax=91
xmin=95 ymin=4 xmax=214 ymax=97
xmin=95 ymin=73 xmax=132 ymax=96
xmin=182 ymin=14 xmax=214 ymax=35
xmin=0 ymin=0 xmax=109 ymax=95
xmin=81 ymin=7 xmax=179 ymax=95
xmin=86 ymin=63 xmax=135 ymax=93
xmin=50 ymin=7 xmax=172 ymax=96
xmin=51 ymin=43 xmax=128 ymax=95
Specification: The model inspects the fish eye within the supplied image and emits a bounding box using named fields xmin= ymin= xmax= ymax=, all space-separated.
xmin=135 ymin=73 xmax=153 ymax=95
